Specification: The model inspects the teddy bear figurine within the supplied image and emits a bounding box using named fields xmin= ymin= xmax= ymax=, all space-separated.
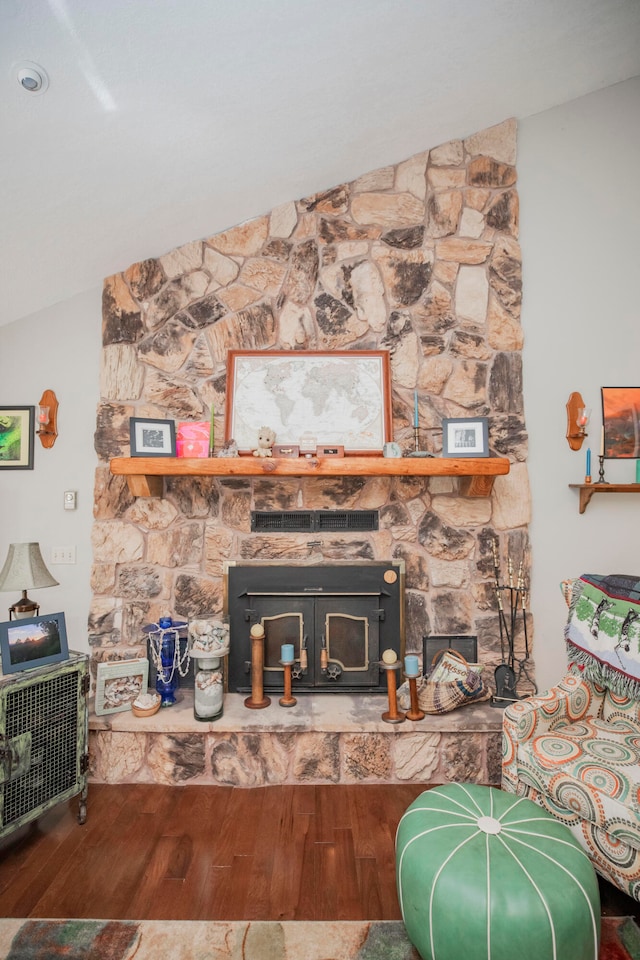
xmin=253 ymin=425 xmax=276 ymax=458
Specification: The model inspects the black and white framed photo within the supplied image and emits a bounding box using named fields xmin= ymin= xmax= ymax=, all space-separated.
xmin=442 ymin=417 xmax=489 ymax=457
xmin=0 ymin=612 xmax=69 ymax=674
xmin=129 ymin=418 xmax=176 ymax=457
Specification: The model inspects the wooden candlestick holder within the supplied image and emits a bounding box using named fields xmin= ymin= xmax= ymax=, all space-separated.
xmin=244 ymin=624 xmax=271 ymax=709
xmin=279 ymin=659 xmax=297 ymax=707
xmin=381 ymin=661 xmax=405 ymax=724
xmin=404 ymin=671 xmax=425 ymax=721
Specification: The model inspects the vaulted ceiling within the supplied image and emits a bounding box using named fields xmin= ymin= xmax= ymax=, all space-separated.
xmin=2 ymin=0 xmax=639 ymax=327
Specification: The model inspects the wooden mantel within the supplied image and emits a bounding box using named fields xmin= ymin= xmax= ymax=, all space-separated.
xmin=110 ymin=455 xmax=510 ymax=498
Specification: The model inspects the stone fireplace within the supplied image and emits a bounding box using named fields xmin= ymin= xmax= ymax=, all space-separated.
xmin=225 ymin=560 xmax=404 ymax=694
xmin=89 ymin=115 xmax=533 ymax=779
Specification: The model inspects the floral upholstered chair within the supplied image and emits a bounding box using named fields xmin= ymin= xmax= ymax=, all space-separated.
xmin=502 ymin=573 xmax=640 ymax=899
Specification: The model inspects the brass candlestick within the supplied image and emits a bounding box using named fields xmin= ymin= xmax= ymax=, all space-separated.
xmin=279 ymin=656 xmax=297 ymax=708
xmin=380 ymin=658 xmax=405 ymax=724
xmin=244 ymin=623 xmax=271 ymax=709
xmin=406 ymin=425 xmax=432 ymax=458
xmin=404 ymin=669 xmax=425 ymax=722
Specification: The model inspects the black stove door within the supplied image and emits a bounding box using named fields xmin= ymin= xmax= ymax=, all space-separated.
xmin=313 ymin=596 xmax=381 ymax=688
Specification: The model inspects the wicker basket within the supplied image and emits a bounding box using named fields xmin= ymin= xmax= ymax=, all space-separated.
xmin=418 ymin=649 xmax=490 ymax=714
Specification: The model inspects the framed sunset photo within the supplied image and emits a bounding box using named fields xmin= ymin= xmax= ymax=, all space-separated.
xmin=601 ymin=387 xmax=640 ymax=459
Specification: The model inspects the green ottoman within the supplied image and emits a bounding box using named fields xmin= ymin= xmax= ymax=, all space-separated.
xmin=396 ymin=783 xmax=600 ymax=960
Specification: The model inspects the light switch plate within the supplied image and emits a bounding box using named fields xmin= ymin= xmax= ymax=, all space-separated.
xmin=64 ymin=490 xmax=77 ymax=510
xmin=51 ymin=546 xmax=76 ymax=564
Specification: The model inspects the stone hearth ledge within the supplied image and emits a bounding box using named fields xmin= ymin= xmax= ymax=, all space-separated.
xmin=89 ymin=692 xmax=503 ymax=787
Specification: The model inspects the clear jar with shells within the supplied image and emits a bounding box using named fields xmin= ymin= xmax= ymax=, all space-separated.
xmin=188 ymin=618 xmax=230 ymax=722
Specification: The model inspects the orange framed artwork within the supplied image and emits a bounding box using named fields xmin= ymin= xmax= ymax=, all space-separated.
xmin=601 ymin=387 xmax=640 ymax=459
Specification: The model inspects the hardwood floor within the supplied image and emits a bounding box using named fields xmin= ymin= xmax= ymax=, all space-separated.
xmin=0 ymin=783 xmax=426 ymax=921
xmin=1 ymin=782 xmax=638 ymax=923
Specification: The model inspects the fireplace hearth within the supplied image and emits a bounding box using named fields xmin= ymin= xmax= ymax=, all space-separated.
xmin=225 ymin=561 xmax=405 ymax=694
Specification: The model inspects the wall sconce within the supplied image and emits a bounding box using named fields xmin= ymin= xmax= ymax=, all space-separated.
xmin=37 ymin=389 xmax=58 ymax=448
xmin=566 ymin=392 xmax=591 ymax=450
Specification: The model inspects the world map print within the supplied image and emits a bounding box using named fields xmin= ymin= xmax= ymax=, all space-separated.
xmin=230 ymin=354 xmax=388 ymax=453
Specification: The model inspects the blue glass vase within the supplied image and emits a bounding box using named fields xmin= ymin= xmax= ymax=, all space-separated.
xmin=155 ymin=636 xmax=179 ymax=706
xmin=156 ymin=617 xmax=179 ymax=706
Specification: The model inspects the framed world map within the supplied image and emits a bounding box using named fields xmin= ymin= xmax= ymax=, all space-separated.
xmin=225 ymin=350 xmax=393 ymax=455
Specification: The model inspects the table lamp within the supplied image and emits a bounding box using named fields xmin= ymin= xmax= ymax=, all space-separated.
xmin=0 ymin=542 xmax=59 ymax=619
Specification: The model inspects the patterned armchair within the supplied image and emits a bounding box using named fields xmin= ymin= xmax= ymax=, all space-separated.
xmin=502 ymin=574 xmax=640 ymax=900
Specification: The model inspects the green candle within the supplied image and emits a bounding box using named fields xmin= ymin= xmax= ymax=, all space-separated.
xmin=208 ymin=406 xmax=215 ymax=457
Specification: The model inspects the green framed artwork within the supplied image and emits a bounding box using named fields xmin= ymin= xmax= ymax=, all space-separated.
xmin=0 ymin=406 xmax=35 ymax=469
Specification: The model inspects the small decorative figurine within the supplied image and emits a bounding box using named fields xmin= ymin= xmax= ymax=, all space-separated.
xmin=217 ymin=438 xmax=238 ymax=457
xmin=253 ymin=425 xmax=276 ymax=458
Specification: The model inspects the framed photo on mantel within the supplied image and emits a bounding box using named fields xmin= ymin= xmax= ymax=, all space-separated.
xmin=225 ymin=350 xmax=393 ymax=455
xmin=129 ymin=417 xmax=176 ymax=457
xmin=441 ymin=417 xmax=489 ymax=458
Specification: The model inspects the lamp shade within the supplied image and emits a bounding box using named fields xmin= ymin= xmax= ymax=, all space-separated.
xmin=0 ymin=543 xmax=59 ymax=592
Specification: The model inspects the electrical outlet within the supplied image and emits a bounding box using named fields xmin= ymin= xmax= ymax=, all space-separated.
xmin=51 ymin=546 xmax=76 ymax=564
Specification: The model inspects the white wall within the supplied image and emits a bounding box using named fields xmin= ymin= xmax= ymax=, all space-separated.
xmin=0 ymin=75 xmax=638 ymax=684
xmin=0 ymin=289 xmax=101 ymax=656
xmin=519 ymin=75 xmax=640 ymax=692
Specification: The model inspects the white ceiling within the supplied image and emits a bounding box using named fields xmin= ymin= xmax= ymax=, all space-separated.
xmin=2 ymin=0 xmax=639 ymax=328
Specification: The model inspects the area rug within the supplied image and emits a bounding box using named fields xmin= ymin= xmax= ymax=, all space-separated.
xmin=0 ymin=918 xmax=638 ymax=959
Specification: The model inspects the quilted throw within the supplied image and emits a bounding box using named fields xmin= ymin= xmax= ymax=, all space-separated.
xmin=566 ymin=574 xmax=640 ymax=698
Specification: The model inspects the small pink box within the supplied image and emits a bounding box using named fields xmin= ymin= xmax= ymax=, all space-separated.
xmin=176 ymin=421 xmax=211 ymax=458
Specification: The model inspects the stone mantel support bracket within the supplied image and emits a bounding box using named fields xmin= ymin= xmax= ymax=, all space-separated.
xmin=110 ymin=455 xmax=510 ymax=498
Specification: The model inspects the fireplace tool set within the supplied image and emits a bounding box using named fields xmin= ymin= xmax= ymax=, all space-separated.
xmin=490 ymin=539 xmax=537 ymax=706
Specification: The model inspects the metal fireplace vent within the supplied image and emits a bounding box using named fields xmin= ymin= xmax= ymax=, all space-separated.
xmin=316 ymin=511 xmax=379 ymax=531
xmin=251 ymin=510 xmax=378 ymax=533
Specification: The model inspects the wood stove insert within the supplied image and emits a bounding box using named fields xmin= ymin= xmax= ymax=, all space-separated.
xmin=225 ymin=561 xmax=405 ymax=694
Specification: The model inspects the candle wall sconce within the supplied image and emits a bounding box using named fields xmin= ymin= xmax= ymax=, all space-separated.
xmin=37 ymin=389 xmax=58 ymax=448
xmin=566 ymin=392 xmax=590 ymax=451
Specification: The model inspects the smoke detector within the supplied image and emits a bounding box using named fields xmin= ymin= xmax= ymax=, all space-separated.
xmin=15 ymin=61 xmax=49 ymax=95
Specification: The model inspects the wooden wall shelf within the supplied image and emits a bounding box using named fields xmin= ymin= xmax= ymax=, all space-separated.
xmin=110 ymin=456 xmax=510 ymax=499
xmin=569 ymin=483 xmax=640 ymax=514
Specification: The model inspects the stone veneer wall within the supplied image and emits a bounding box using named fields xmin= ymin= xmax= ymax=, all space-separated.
xmin=91 ymin=117 xmax=532 ymax=689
